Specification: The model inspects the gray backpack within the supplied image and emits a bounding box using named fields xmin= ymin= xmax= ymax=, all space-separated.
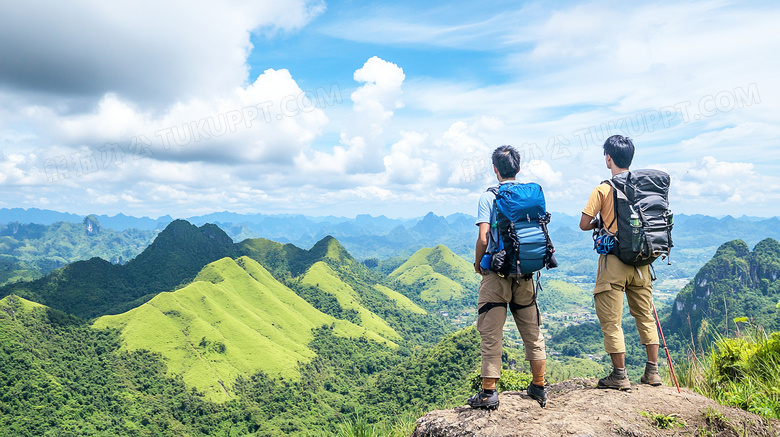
xmin=602 ymin=169 xmax=674 ymax=266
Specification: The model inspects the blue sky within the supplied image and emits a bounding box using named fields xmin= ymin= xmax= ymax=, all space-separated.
xmin=0 ymin=0 xmax=778 ymax=219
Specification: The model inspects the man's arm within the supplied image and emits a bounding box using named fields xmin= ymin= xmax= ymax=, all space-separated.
xmin=474 ymin=223 xmax=490 ymax=274
xmin=580 ymin=185 xmax=605 ymax=231
xmin=580 ymin=213 xmax=596 ymax=231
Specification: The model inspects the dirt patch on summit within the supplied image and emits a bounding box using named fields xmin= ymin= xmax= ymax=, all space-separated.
xmin=413 ymin=378 xmax=779 ymax=436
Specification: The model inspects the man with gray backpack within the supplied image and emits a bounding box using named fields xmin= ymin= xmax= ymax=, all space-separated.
xmin=579 ymin=135 xmax=673 ymax=391
xmin=468 ymin=145 xmax=557 ymax=410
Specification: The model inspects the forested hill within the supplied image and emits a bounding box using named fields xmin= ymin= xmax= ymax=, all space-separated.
xmin=0 ymin=220 xmax=236 ymax=318
xmin=666 ymin=238 xmax=780 ymax=346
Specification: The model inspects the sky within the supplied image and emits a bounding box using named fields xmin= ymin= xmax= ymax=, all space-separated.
xmin=0 ymin=0 xmax=778 ymax=220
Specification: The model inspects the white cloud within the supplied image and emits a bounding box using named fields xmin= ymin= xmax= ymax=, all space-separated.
xmin=34 ymin=68 xmax=330 ymax=166
xmin=0 ymin=0 xmax=324 ymax=106
xmin=351 ymin=56 xmax=405 ymax=122
xmin=299 ymin=56 xmax=406 ymax=176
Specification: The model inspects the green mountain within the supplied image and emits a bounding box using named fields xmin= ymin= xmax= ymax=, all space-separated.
xmin=93 ymin=256 xmax=390 ymax=402
xmin=0 ymin=220 xmax=236 ymax=318
xmin=388 ymin=245 xmax=479 ymax=303
xmin=667 ymin=238 xmax=780 ymax=344
xmin=374 ymin=284 xmax=426 ymax=314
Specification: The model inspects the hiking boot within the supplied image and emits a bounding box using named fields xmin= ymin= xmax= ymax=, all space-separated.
xmin=597 ymin=367 xmax=631 ymax=391
xmin=641 ymin=361 xmax=662 ymax=386
xmin=467 ymin=390 xmax=499 ymax=410
xmin=527 ymin=383 xmax=547 ymax=408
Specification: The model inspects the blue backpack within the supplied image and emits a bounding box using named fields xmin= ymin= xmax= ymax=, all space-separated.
xmin=487 ymin=183 xmax=557 ymax=277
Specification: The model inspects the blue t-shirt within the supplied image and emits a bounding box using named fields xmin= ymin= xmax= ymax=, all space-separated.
xmin=476 ymin=180 xmax=522 ymax=253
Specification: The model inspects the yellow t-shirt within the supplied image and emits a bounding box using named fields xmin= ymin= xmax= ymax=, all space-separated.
xmin=583 ymin=183 xmax=618 ymax=234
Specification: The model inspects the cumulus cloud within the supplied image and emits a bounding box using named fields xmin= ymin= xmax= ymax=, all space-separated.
xmin=351 ymin=56 xmax=406 ymax=122
xmin=34 ymin=68 xmax=330 ymax=166
xmin=0 ymin=0 xmax=324 ymax=105
xmin=301 ymin=56 xmax=406 ymax=176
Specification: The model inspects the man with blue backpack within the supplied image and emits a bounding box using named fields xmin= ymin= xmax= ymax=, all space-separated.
xmin=468 ymin=145 xmax=557 ymax=410
xmin=579 ymin=135 xmax=673 ymax=391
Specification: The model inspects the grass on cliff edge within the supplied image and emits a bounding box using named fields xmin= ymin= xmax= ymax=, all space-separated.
xmin=677 ymin=325 xmax=780 ymax=420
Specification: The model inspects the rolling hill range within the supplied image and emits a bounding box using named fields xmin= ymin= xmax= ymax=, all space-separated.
xmin=0 ymin=219 xmax=456 ymax=406
xmin=93 ymin=256 xmax=395 ymax=402
xmin=4 ymin=207 xmax=780 ymax=298
xmin=0 ymin=291 xmax=480 ymax=435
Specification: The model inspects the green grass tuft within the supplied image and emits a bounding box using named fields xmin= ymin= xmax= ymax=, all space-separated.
xmin=641 ymin=411 xmax=686 ymax=429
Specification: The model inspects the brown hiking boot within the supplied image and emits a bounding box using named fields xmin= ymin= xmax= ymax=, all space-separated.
xmin=641 ymin=361 xmax=662 ymax=386
xmin=597 ymin=367 xmax=631 ymax=391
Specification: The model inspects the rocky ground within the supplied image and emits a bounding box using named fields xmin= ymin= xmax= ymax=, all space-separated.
xmin=412 ymin=378 xmax=779 ymax=436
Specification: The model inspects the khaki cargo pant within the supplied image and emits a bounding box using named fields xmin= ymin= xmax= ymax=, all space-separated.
xmin=477 ymin=272 xmax=546 ymax=379
xmin=593 ymin=254 xmax=659 ymax=354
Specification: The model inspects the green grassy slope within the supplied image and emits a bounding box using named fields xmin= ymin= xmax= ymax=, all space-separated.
xmin=374 ymin=284 xmax=426 ymax=314
xmin=300 ymin=261 xmax=402 ymax=342
xmin=93 ymin=256 xmax=385 ymax=402
xmin=0 ymin=294 xmax=45 ymax=312
xmin=388 ymin=245 xmax=478 ymax=302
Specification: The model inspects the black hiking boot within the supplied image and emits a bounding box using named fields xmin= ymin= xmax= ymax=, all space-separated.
xmin=527 ymin=383 xmax=547 ymax=408
xmin=641 ymin=361 xmax=662 ymax=386
xmin=597 ymin=367 xmax=631 ymax=391
xmin=467 ymin=390 xmax=499 ymax=410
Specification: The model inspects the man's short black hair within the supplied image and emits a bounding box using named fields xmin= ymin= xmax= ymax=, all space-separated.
xmin=602 ymin=135 xmax=635 ymax=169
xmin=492 ymin=145 xmax=521 ymax=178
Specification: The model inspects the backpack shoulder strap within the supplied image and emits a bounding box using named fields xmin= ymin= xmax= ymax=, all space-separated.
xmin=603 ymin=179 xmax=629 ymax=201
xmin=600 ymin=180 xmax=624 ymax=232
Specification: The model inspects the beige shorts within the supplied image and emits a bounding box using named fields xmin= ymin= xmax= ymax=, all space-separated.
xmin=593 ymin=254 xmax=659 ymax=354
xmin=477 ymin=272 xmax=546 ymax=379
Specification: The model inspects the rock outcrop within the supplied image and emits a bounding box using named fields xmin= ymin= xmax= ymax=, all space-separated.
xmin=413 ymin=378 xmax=779 ymax=436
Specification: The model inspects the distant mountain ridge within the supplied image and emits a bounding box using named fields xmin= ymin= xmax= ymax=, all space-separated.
xmin=4 ymin=208 xmax=779 ymax=291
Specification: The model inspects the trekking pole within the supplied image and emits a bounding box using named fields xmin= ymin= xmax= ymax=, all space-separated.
xmin=652 ymin=304 xmax=680 ymax=393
